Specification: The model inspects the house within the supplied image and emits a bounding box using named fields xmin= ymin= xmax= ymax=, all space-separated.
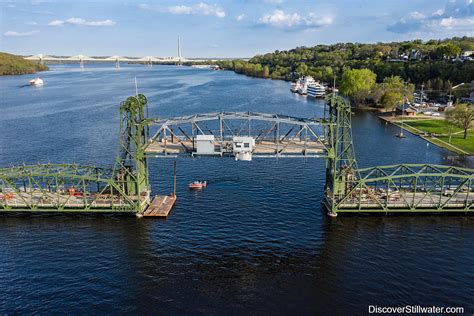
xmin=408 ymin=49 xmax=423 ymax=60
xmin=395 ymin=104 xmax=417 ymax=116
xmin=461 ymin=51 xmax=474 ymax=58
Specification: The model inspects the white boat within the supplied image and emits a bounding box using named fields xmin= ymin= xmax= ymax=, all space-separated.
xmin=307 ymin=82 xmax=327 ymax=98
xmin=290 ymin=76 xmax=317 ymax=95
xmin=290 ymin=81 xmax=302 ymax=93
xmin=29 ymin=78 xmax=44 ymax=86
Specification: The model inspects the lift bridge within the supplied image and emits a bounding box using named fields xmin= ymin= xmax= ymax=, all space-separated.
xmin=0 ymin=94 xmax=472 ymax=216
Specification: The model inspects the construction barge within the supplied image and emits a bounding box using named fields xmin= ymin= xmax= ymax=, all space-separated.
xmin=0 ymin=94 xmax=472 ymax=216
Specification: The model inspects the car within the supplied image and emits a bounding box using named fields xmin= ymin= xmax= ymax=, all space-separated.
xmin=431 ymin=113 xmax=440 ymax=117
xmin=423 ymin=111 xmax=432 ymax=115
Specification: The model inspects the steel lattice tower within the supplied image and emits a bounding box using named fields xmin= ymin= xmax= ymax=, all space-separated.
xmin=114 ymin=94 xmax=150 ymax=208
xmin=324 ymin=95 xmax=359 ymax=215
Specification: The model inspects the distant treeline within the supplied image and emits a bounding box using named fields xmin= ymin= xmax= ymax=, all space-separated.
xmin=0 ymin=52 xmax=49 ymax=76
xmin=215 ymin=37 xmax=474 ymax=89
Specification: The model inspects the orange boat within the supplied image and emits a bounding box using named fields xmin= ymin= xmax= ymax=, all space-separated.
xmin=188 ymin=181 xmax=207 ymax=189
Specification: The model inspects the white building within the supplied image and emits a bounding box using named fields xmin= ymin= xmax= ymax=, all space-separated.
xmin=195 ymin=135 xmax=219 ymax=155
xmin=462 ymin=51 xmax=473 ymax=58
xmin=232 ymin=136 xmax=255 ymax=161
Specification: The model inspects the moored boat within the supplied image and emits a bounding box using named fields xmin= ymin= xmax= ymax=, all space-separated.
xmin=290 ymin=76 xmax=317 ymax=95
xmin=290 ymin=81 xmax=301 ymax=93
xmin=307 ymin=82 xmax=327 ymax=98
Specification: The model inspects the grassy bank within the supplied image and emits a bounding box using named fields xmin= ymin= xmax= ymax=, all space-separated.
xmin=0 ymin=52 xmax=48 ymax=75
xmin=398 ymin=119 xmax=473 ymax=155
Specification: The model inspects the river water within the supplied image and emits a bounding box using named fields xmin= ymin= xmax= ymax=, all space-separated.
xmin=0 ymin=65 xmax=473 ymax=314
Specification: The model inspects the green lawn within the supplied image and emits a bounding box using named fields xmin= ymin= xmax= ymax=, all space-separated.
xmin=403 ymin=119 xmax=462 ymax=135
xmin=438 ymin=130 xmax=474 ymax=154
xmin=402 ymin=119 xmax=474 ymax=154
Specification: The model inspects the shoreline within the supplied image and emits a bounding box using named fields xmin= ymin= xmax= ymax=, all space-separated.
xmin=378 ymin=114 xmax=471 ymax=155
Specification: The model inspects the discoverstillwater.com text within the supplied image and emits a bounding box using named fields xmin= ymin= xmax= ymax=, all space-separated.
xmin=368 ymin=305 xmax=464 ymax=314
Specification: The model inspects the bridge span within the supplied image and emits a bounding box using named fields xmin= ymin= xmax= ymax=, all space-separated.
xmin=144 ymin=112 xmax=327 ymax=159
xmin=0 ymin=95 xmax=472 ymax=216
xmin=24 ymin=54 xmax=210 ymax=68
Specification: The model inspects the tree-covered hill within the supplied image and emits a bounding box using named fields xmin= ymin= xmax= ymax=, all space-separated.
xmin=0 ymin=52 xmax=48 ymax=76
xmin=216 ymin=37 xmax=474 ymax=89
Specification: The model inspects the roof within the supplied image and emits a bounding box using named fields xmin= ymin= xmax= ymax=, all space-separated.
xmin=396 ymin=104 xmax=417 ymax=112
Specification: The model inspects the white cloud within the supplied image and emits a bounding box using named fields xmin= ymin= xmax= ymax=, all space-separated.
xmin=48 ymin=20 xmax=64 ymax=26
xmin=209 ymin=43 xmax=219 ymax=48
xmin=4 ymin=30 xmax=39 ymax=37
xmin=408 ymin=11 xmax=426 ymax=20
xmin=31 ymin=0 xmax=48 ymax=5
xmin=264 ymin=0 xmax=283 ymax=3
xmin=305 ymin=13 xmax=334 ymax=27
xmin=27 ymin=21 xmax=38 ymax=25
xmin=438 ymin=16 xmax=474 ymax=29
xmin=388 ymin=0 xmax=473 ymax=35
xmin=258 ymin=10 xmax=333 ymax=29
xmin=259 ymin=10 xmax=302 ymax=28
xmin=236 ymin=14 xmax=247 ymax=21
xmin=140 ymin=2 xmax=225 ymax=18
xmin=48 ymin=18 xmax=115 ymax=26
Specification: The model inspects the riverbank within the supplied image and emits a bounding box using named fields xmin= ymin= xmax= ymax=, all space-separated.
xmin=0 ymin=52 xmax=48 ymax=76
xmin=379 ymin=114 xmax=473 ymax=155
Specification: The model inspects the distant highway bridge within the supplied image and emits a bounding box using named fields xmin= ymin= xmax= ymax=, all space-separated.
xmin=23 ymin=36 xmax=209 ymax=68
xmin=24 ymin=54 xmax=211 ymax=68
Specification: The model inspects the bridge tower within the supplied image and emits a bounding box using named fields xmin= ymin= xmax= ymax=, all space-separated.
xmin=324 ymin=95 xmax=359 ymax=216
xmin=177 ymin=35 xmax=182 ymax=66
xmin=114 ymin=94 xmax=151 ymax=211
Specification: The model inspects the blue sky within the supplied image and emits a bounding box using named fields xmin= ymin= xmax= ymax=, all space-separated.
xmin=1 ymin=0 xmax=473 ymax=58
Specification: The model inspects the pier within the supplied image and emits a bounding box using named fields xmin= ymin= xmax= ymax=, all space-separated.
xmin=142 ymin=195 xmax=177 ymax=217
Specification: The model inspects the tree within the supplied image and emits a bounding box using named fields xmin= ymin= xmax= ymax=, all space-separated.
xmin=340 ymin=68 xmax=376 ymax=104
xmin=435 ymin=43 xmax=461 ymax=59
xmin=379 ymin=76 xmax=414 ymax=109
xmin=445 ymin=104 xmax=474 ymax=139
xmin=262 ymin=65 xmax=270 ymax=78
xmin=295 ymin=63 xmax=308 ymax=76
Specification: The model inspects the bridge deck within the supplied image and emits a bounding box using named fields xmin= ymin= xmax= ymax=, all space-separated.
xmin=0 ymin=190 xmax=141 ymax=212
xmin=335 ymin=191 xmax=472 ymax=212
xmin=145 ymin=138 xmax=326 ymax=156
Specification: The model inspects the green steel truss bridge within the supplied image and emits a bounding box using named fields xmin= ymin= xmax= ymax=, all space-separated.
xmin=0 ymin=94 xmax=473 ymax=216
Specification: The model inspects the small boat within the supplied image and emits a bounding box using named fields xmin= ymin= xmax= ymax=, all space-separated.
xmin=188 ymin=181 xmax=207 ymax=189
xmin=29 ymin=78 xmax=44 ymax=86
xmin=290 ymin=81 xmax=302 ymax=93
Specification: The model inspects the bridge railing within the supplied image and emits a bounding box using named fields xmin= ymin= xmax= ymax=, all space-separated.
xmin=332 ymin=163 xmax=473 ymax=212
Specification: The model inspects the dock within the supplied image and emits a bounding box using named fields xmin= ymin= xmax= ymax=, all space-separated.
xmin=142 ymin=194 xmax=177 ymax=218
